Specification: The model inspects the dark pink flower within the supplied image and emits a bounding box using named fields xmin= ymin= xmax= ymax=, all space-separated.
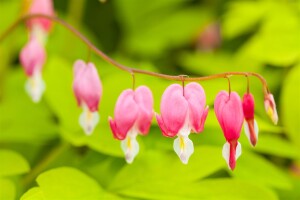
xmin=214 ymin=91 xmax=244 ymax=170
xmin=19 ymin=36 xmax=46 ymax=102
xmin=26 ymin=0 xmax=54 ymax=32
xmin=73 ymin=60 xmax=102 ymax=135
xmin=156 ymin=83 xmax=209 ymax=164
xmin=264 ymin=93 xmax=278 ymax=125
xmin=242 ymin=93 xmax=259 ymax=146
xmin=109 ymin=86 xmax=153 ymax=163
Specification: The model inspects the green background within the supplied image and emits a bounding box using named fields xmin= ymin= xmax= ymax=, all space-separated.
xmin=0 ymin=0 xmax=299 ymax=199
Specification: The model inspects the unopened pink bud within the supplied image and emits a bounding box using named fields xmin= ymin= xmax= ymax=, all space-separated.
xmin=26 ymin=0 xmax=54 ymax=32
xmin=264 ymin=93 xmax=278 ymax=125
xmin=73 ymin=60 xmax=102 ymax=112
xmin=20 ymin=36 xmax=46 ymax=77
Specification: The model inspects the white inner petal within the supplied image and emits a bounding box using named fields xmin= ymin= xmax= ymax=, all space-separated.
xmin=254 ymin=119 xmax=259 ymax=140
xmin=172 ymin=111 xmax=194 ymax=164
xmin=79 ymin=104 xmax=99 ymax=135
xmin=222 ymin=141 xmax=242 ymax=169
xmin=243 ymin=119 xmax=259 ymax=146
xmin=25 ymin=69 xmax=45 ymax=103
xmin=173 ymin=135 xmax=194 ymax=164
xmin=236 ymin=142 xmax=242 ymax=160
xmin=121 ymin=128 xmax=139 ymax=164
xmin=244 ymin=121 xmax=250 ymax=143
xmin=32 ymin=25 xmax=48 ymax=45
xmin=222 ymin=142 xmax=230 ymax=169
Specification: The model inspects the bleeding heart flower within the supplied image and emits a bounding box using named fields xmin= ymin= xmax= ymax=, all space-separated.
xmin=20 ymin=36 xmax=46 ymax=103
xmin=242 ymin=93 xmax=259 ymax=146
xmin=73 ymin=60 xmax=102 ymax=135
xmin=156 ymin=83 xmax=209 ymax=164
xmin=214 ymin=91 xmax=244 ymax=170
xmin=264 ymin=93 xmax=278 ymax=125
xmin=109 ymin=86 xmax=153 ymax=163
xmin=26 ymin=0 xmax=54 ymax=33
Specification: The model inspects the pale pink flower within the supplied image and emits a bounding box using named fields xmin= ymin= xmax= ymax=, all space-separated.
xmin=242 ymin=93 xmax=259 ymax=146
xmin=156 ymin=83 xmax=209 ymax=164
xmin=19 ymin=36 xmax=46 ymax=103
xmin=214 ymin=91 xmax=244 ymax=170
xmin=109 ymin=86 xmax=153 ymax=163
xmin=264 ymin=93 xmax=278 ymax=125
xmin=26 ymin=0 xmax=54 ymax=33
xmin=73 ymin=60 xmax=102 ymax=135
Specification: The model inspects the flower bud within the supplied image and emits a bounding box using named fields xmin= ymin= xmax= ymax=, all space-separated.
xmin=264 ymin=94 xmax=278 ymax=125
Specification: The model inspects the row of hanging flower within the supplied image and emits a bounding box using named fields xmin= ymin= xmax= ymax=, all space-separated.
xmin=18 ymin=0 xmax=278 ymax=170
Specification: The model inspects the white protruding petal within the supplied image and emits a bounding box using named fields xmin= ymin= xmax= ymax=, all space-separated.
xmin=254 ymin=119 xmax=259 ymax=139
xmin=244 ymin=120 xmax=259 ymax=146
xmin=25 ymin=70 xmax=45 ymax=103
xmin=236 ymin=142 xmax=242 ymax=160
xmin=121 ymin=134 xmax=139 ymax=164
xmin=244 ymin=121 xmax=251 ymax=144
xmin=79 ymin=105 xmax=99 ymax=135
xmin=222 ymin=142 xmax=242 ymax=169
xmin=32 ymin=25 xmax=48 ymax=45
xmin=173 ymin=135 xmax=194 ymax=164
xmin=222 ymin=142 xmax=230 ymax=168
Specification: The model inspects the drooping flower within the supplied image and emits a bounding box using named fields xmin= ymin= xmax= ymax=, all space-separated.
xmin=264 ymin=93 xmax=278 ymax=125
xmin=156 ymin=83 xmax=209 ymax=164
xmin=26 ymin=0 xmax=54 ymax=33
xmin=109 ymin=86 xmax=153 ymax=163
xmin=19 ymin=36 xmax=46 ymax=103
xmin=242 ymin=93 xmax=259 ymax=146
xmin=19 ymin=0 xmax=54 ymax=102
xmin=214 ymin=91 xmax=244 ymax=170
xmin=73 ymin=60 xmax=102 ymax=135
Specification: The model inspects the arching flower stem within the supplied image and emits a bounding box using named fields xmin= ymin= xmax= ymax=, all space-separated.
xmin=0 ymin=14 xmax=270 ymax=97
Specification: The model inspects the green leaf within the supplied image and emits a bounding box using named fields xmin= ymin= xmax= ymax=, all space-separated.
xmin=21 ymin=167 xmax=105 ymax=200
xmin=21 ymin=187 xmax=45 ymax=200
xmin=115 ymin=0 xmax=184 ymax=31
xmin=222 ymin=1 xmax=266 ymax=39
xmin=0 ymin=179 xmax=15 ymax=200
xmin=231 ymin=150 xmax=291 ymax=190
xmin=114 ymin=178 xmax=278 ymax=200
xmin=115 ymin=0 xmax=212 ymax=57
xmin=0 ymin=69 xmax=58 ymax=142
xmin=109 ymin=146 xmax=226 ymax=191
xmin=0 ymin=149 xmax=30 ymax=177
xmin=238 ymin=2 xmax=300 ymax=66
xmin=281 ymin=64 xmax=300 ymax=154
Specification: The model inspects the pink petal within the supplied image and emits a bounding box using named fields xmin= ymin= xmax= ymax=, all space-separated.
xmin=199 ymin=106 xmax=209 ymax=132
xmin=134 ymin=86 xmax=154 ymax=135
xmin=158 ymin=84 xmax=188 ymax=137
xmin=242 ymin=93 xmax=255 ymax=120
xmin=110 ymin=89 xmax=139 ymax=139
xmin=26 ymin=0 xmax=54 ymax=32
xmin=184 ymin=82 xmax=208 ymax=133
xmin=109 ymin=117 xmax=126 ymax=140
xmin=73 ymin=60 xmax=86 ymax=78
xmin=156 ymin=114 xmax=176 ymax=137
xmin=214 ymin=91 xmax=244 ymax=141
xmin=244 ymin=119 xmax=259 ymax=147
xmin=72 ymin=61 xmax=102 ymax=111
xmin=20 ymin=37 xmax=46 ymax=77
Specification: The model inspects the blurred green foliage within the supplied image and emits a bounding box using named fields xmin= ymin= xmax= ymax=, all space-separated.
xmin=0 ymin=0 xmax=299 ymax=199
